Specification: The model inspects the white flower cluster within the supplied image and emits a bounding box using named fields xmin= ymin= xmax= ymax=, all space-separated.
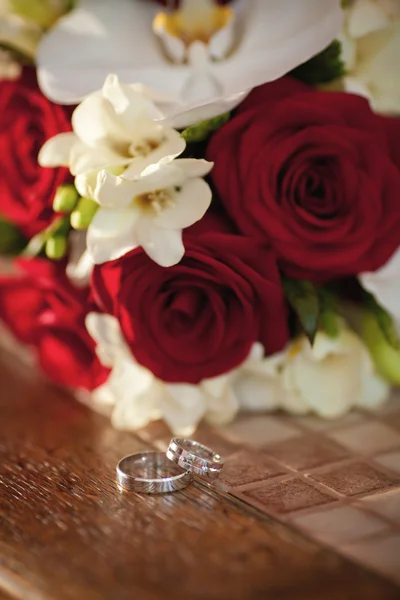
xmin=341 ymin=0 xmax=400 ymax=114
xmin=86 ymin=313 xmax=389 ymax=435
xmin=39 ymin=74 xmax=214 ymax=268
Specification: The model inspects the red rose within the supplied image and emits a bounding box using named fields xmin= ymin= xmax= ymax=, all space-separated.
xmin=93 ymin=212 xmax=288 ymax=384
xmin=0 ymin=69 xmax=72 ymax=239
xmin=0 ymin=259 xmax=109 ymax=391
xmin=207 ymin=78 xmax=400 ymax=281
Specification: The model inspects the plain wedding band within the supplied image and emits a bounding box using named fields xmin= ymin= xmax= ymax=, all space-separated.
xmin=166 ymin=438 xmax=224 ymax=480
xmin=116 ymin=451 xmax=193 ymax=494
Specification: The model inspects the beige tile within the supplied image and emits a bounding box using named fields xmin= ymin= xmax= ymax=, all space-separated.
xmin=263 ymin=436 xmax=348 ymax=471
xmin=309 ymin=462 xmax=400 ymax=497
xmin=360 ymin=488 xmax=400 ymax=525
xmin=240 ymin=478 xmax=335 ymax=515
xmin=219 ymin=451 xmax=286 ymax=488
xmin=375 ymin=450 xmax=400 ymax=474
xmin=327 ymin=422 xmax=400 ymax=455
xmin=220 ymin=415 xmax=299 ymax=448
xmin=342 ymin=534 xmax=400 ymax=583
xmin=292 ymin=506 xmax=387 ymax=545
xmin=295 ymin=412 xmax=365 ymax=432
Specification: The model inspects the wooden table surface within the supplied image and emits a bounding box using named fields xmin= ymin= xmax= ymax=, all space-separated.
xmin=0 ymin=349 xmax=399 ymax=600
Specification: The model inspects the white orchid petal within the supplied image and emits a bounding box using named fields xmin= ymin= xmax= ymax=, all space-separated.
xmin=38 ymin=0 xmax=341 ymax=126
xmin=154 ymin=178 xmax=212 ymax=230
xmin=137 ymin=220 xmax=185 ymax=267
xmin=87 ymin=208 xmax=139 ymax=264
xmin=37 ymin=0 xmax=168 ymax=104
xmin=38 ymin=132 xmax=77 ymax=167
xmin=212 ymin=0 xmax=342 ymax=98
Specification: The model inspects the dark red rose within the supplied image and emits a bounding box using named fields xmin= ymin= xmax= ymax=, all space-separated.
xmin=207 ymin=77 xmax=400 ymax=281
xmin=93 ymin=212 xmax=288 ymax=384
xmin=0 ymin=69 xmax=72 ymax=239
xmin=0 ymin=259 xmax=109 ymax=391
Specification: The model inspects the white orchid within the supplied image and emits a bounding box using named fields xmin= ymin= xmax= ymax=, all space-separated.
xmin=39 ymin=74 xmax=185 ymax=182
xmin=360 ymin=247 xmax=400 ymax=335
xmin=88 ymin=158 xmax=213 ymax=267
xmin=340 ymin=0 xmax=400 ymax=114
xmin=87 ymin=313 xmax=239 ymax=435
xmin=37 ymin=0 xmax=343 ymax=128
xmin=280 ymin=326 xmax=389 ymax=418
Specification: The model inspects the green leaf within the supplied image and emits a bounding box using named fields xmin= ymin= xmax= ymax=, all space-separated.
xmin=181 ymin=112 xmax=230 ymax=143
xmin=290 ymin=40 xmax=346 ymax=85
xmin=283 ymin=278 xmax=320 ymax=344
xmin=319 ymin=288 xmax=340 ymax=338
xmin=0 ymin=216 xmax=27 ymax=256
xmin=363 ymin=291 xmax=400 ymax=351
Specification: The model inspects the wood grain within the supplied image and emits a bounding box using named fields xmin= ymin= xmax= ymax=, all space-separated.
xmin=0 ymin=349 xmax=398 ymax=600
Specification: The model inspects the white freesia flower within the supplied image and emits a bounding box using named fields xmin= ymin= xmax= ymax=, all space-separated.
xmin=360 ymin=247 xmax=400 ymax=335
xmin=233 ymin=342 xmax=287 ymax=412
xmin=87 ymin=313 xmax=239 ymax=435
xmin=37 ymin=0 xmax=343 ymax=127
xmin=88 ymin=159 xmax=213 ymax=267
xmin=340 ymin=0 xmax=400 ymax=113
xmin=280 ymin=326 xmax=389 ymax=418
xmin=39 ymin=74 xmax=185 ymax=181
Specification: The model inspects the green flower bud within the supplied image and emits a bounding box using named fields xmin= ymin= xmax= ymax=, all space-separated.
xmin=70 ymin=197 xmax=98 ymax=230
xmin=362 ymin=311 xmax=400 ymax=385
xmin=53 ymin=184 xmax=79 ymax=214
xmin=0 ymin=216 xmax=26 ymax=255
xmin=45 ymin=235 xmax=67 ymax=260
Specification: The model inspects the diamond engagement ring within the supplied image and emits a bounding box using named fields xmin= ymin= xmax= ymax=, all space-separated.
xmin=116 ymin=451 xmax=193 ymax=494
xmin=166 ymin=438 xmax=224 ymax=480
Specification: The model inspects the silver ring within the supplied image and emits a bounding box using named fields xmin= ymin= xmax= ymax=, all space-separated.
xmin=166 ymin=438 xmax=224 ymax=480
xmin=116 ymin=451 xmax=193 ymax=494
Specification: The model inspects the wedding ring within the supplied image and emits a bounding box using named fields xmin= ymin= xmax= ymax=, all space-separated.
xmin=166 ymin=438 xmax=224 ymax=480
xmin=116 ymin=451 xmax=193 ymax=494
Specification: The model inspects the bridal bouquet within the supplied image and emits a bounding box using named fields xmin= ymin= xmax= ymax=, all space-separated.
xmin=0 ymin=0 xmax=399 ymax=435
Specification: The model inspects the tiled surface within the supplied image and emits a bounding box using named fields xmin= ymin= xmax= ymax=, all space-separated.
xmin=136 ymin=393 xmax=400 ymax=587
xmin=308 ymin=462 xmax=400 ymax=496
xmin=292 ymin=506 xmax=388 ymax=545
xmin=241 ymin=478 xmax=335 ymax=514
